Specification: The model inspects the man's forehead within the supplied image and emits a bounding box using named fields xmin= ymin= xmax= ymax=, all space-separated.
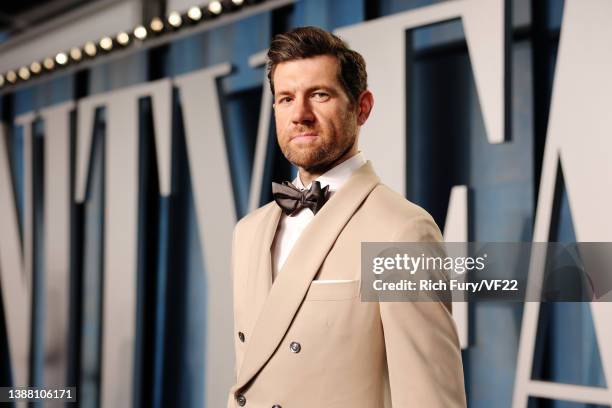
xmin=273 ymin=55 xmax=341 ymax=87
xmin=274 ymin=55 xmax=339 ymax=82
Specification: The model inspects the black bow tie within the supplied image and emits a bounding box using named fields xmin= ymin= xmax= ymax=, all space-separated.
xmin=272 ymin=180 xmax=330 ymax=216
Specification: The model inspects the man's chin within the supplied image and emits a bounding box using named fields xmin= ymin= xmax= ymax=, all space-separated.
xmin=285 ymin=150 xmax=321 ymax=167
xmin=290 ymin=158 xmax=336 ymax=174
xmin=286 ymin=156 xmax=319 ymax=169
xmin=288 ymin=160 xmax=318 ymax=170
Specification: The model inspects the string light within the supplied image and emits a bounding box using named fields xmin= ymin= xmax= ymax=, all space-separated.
xmin=70 ymin=47 xmax=83 ymax=61
xmin=168 ymin=11 xmax=183 ymax=28
xmin=6 ymin=70 xmax=17 ymax=83
xmin=134 ymin=25 xmax=148 ymax=40
xmin=150 ymin=17 xmax=164 ymax=32
xmin=18 ymin=67 xmax=30 ymax=80
xmin=117 ymin=32 xmax=130 ymax=46
xmin=55 ymin=52 xmax=68 ymax=65
xmin=43 ymin=58 xmax=55 ymax=70
xmin=84 ymin=42 xmax=97 ymax=57
xmin=30 ymin=61 xmax=42 ymax=74
xmin=187 ymin=6 xmax=202 ymax=21
xmin=99 ymin=37 xmax=113 ymax=51
xmin=208 ymin=1 xmax=223 ymax=15
xmin=1 ymin=1 xmax=262 ymax=90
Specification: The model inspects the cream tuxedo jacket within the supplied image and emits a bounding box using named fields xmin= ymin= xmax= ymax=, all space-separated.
xmin=228 ymin=161 xmax=466 ymax=408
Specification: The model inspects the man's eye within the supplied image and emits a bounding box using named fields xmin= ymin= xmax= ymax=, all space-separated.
xmin=312 ymin=92 xmax=330 ymax=100
xmin=278 ymin=97 xmax=292 ymax=104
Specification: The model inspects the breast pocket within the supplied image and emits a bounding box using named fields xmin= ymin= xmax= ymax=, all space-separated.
xmin=304 ymin=279 xmax=360 ymax=301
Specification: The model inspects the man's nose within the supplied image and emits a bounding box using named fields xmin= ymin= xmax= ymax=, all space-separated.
xmin=291 ymin=96 xmax=315 ymax=124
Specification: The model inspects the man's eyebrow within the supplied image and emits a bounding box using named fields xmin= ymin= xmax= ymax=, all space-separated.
xmin=306 ymin=85 xmax=337 ymax=94
xmin=275 ymin=90 xmax=292 ymax=97
xmin=275 ymin=85 xmax=337 ymax=96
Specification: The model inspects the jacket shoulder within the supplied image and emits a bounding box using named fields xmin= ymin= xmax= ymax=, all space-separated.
xmin=364 ymin=184 xmax=442 ymax=240
xmin=234 ymin=201 xmax=276 ymax=235
xmin=368 ymin=184 xmax=435 ymax=221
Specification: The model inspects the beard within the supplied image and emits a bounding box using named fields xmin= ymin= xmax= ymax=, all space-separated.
xmin=279 ymin=111 xmax=358 ymax=173
xmin=281 ymin=135 xmax=356 ymax=174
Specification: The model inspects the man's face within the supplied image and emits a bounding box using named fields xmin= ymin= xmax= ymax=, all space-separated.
xmin=272 ymin=55 xmax=359 ymax=172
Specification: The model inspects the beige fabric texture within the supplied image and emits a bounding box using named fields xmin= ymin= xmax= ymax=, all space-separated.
xmin=228 ymin=161 xmax=466 ymax=408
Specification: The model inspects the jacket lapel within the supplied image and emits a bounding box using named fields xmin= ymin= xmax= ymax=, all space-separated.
xmin=234 ymin=161 xmax=380 ymax=391
xmin=244 ymin=202 xmax=281 ymax=328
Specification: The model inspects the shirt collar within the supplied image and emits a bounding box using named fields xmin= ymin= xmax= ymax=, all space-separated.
xmin=293 ymin=152 xmax=366 ymax=192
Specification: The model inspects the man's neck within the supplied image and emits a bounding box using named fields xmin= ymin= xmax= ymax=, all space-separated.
xmin=298 ymin=149 xmax=359 ymax=187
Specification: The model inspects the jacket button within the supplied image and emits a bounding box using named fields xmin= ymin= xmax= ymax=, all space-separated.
xmin=238 ymin=332 xmax=245 ymax=342
xmin=289 ymin=341 xmax=301 ymax=353
xmin=236 ymin=394 xmax=246 ymax=406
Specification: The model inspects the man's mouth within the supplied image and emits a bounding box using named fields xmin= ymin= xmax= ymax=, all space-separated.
xmin=290 ymin=132 xmax=318 ymax=142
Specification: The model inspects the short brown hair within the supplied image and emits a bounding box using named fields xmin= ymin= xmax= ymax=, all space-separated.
xmin=267 ymin=26 xmax=368 ymax=106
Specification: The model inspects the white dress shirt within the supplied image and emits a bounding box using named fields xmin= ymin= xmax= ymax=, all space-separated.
xmin=271 ymin=152 xmax=367 ymax=280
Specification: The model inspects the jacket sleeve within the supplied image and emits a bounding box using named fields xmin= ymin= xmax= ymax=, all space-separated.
xmin=231 ymin=223 xmax=240 ymax=381
xmin=228 ymin=223 xmax=240 ymax=408
xmin=379 ymin=215 xmax=467 ymax=407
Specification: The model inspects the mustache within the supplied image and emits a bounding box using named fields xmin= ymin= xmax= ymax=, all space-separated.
xmin=291 ymin=126 xmax=319 ymax=135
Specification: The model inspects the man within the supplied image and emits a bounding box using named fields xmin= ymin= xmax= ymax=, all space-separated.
xmin=228 ymin=26 xmax=466 ymax=408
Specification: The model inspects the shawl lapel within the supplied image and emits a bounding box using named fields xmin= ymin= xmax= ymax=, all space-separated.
xmin=244 ymin=203 xmax=281 ymax=329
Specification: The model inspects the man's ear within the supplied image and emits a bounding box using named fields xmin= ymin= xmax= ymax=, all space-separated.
xmin=356 ymin=90 xmax=374 ymax=125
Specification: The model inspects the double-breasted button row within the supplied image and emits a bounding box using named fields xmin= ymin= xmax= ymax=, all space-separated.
xmin=233 ymin=341 xmax=297 ymax=407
